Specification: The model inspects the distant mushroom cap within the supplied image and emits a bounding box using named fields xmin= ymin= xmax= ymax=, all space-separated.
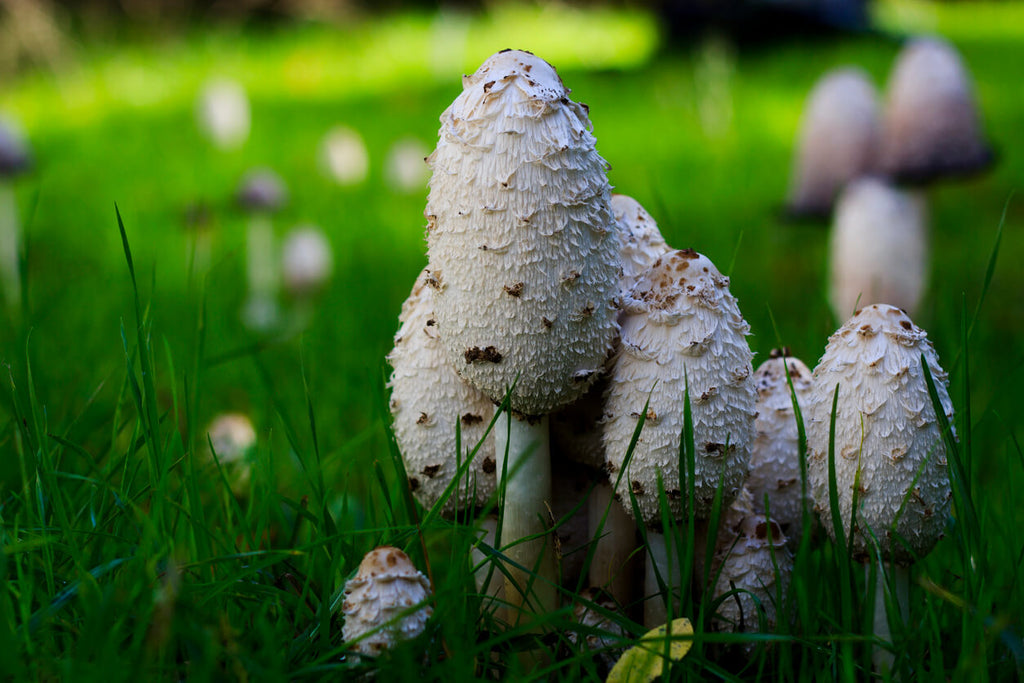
xmin=602 ymin=249 xmax=756 ymax=526
xmin=387 ymin=269 xmax=497 ymax=515
xmin=880 ymin=37 xmax=993 ymax=183
xmin=806 ymin=304 xmax=954 ymax=564
xmin=425 ymin=49 xmax=620 ymax=416
xmin=746 ymin=352 xmax=814 ymax=543
xmin=196 ymin=78 xmax=251 ymax=149
xmin=786 ymin=67 xmax=881 ymax=218
xmin=281 ymin=225 xmax=333 ymax=297
xmin=236 ymin=168 xmax=287 ymax=213
xmin=0 ymin=118 xmax=32 ymax=177
xmin=341 ymin=546 xmax=433 ymax=657
xmin=829 ymin=176 xmax=927 ymax=320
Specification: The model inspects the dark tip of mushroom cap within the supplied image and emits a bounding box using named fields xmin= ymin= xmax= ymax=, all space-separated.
xmin=236 ymin=168 xmax=287 ymax=212
xmin=0 ymin=121 xmax=32 ymax=177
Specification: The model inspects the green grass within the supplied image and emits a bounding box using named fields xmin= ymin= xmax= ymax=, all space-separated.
xmin=2 ymin=1 xmax=1024 ymax=679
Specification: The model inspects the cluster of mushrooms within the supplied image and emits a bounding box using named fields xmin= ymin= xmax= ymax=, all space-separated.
xmin=785 ymin=37 xmax=992 ymax=322
xmin=338 ymin=48 xmax=960 ymax=674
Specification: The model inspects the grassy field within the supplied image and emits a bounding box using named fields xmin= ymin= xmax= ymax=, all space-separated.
xmin=1 ymin=1 xmax=1022 ymax=680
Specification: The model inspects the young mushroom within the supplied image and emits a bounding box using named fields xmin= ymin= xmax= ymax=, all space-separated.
xmin=342 ymin=546 xmax=433 ymax=658
xmin=746 ymin=350 xmax=815 ymax=547
xmin=424 ymin=49 xmax=620 ymax=618
xmin=880 ymin=37 xmax=994 ymax=184
xmin=0 ymin=117 xmax=32 ymax=313
xmin=236 ymin=168 xmax=288 ymax=332
xmin=602 ymin=249 xmax=756 ymax=626
xmin=205 ymin=412 xmax=258 ymax=497
xmin=829 ymin=176 xmax=927 ymax=321
xmin=806 ymin=304 xmax=954 ymax=673
xmin=785 ymin=68 xmax=882 ymax=219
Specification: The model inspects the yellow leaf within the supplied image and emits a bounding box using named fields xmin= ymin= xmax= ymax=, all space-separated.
xmin=606 ymin=617 xmax=694 ymax=683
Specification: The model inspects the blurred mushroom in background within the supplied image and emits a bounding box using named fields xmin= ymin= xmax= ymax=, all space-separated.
xmin=385 ymin=137 xmax=430 ymax=193
xmin=0 ymin=115 xmax=31 ymax=314
xmin=320 ymin=125 xmax=369 ymax=186
xmin=197 ymin=78 xmax=251 ymax=150
xmin=236 ymin=168 xmax=288 ymax=332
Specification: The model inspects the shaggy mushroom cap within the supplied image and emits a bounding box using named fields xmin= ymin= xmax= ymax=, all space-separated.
xmin=425 ymin=49 xmax=620 ymax=416
xmin=829 ymin=177 xmax=927 ymax=321
xmin=387 ymin=269 xmax=497 ymax=515
xmin=806 ymin=304 xmax=954 ymax=564
xmin=711 ymin=502 xmax=792 ymax=642
xmin=786 ymin=67 xmax=881 ymax=218
xmin=342 ymin=546 xmax=433 ymax=657
xmin=612 ymin=194 xmax=671 ymax=291
xmin=281 ymin=225 xmax=334 ymax=297
xmin=602 ymin=249 xmax=756 ymax=527
xmin=880 ymin=37 xmax=993 ymax=183
xmin=747 ymin=351 xmax=814 ymax=542
xmin=236 ymin=169 xmax=287 ymax=213
xmin=0 ymin=118 xmax=31 ymax=177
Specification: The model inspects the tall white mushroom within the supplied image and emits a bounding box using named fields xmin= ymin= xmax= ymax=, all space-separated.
xmin=602 ymin=249 xmax=756 ymax=626
xmin=387 ymin=268 xmax=498 ymax=517
xmin=342 ymin=546 xmax=433 ymax=658
xmin=785 ymin=68 xmax=882 ymax=218
xmin=0 ymin=117 xmax=31 ymax=313
xmin=747 ymin=350 xmax=814 ymax=546
xmin=806 ymin=304 xmax=954 ymax=673
xmin=425 ymin=49 xmax=620 ymax=617
xmin=880 ymin=37 xmax=993 ymax=184
xmin=829 ymin=176 xmax=927 ymax=321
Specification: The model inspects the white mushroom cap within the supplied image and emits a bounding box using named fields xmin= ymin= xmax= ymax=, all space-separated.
xmin=320 ymin=125 xmax=369 ymax=186
xmin=342 ymin=546 xmax=433 ymax=657
xmin=196 ymin=78 xmax=251 ymax=150
xmin=829 ymin=176 xmax=927 ymax=321
xmin=385 ymin=137 xmax=431 ymax=193
xmin=602 ymin=249 xmax=756 ymax=527
xmin=281 ymin=225 xmax=333 ymax=297
xmin=0 ymin=117 xmax=32 ymax=177
xmin=806 ymin=304 xmax=954 ymax=564
xmin=425 ymin=49 xmax=620 ymax=416
xmin=611 ymin=194 xmax=671 ymax=292
xmin=387 ymin=269 xmax=497 ymax=515
xmin=205 ymin=412 xmax=257 ymax=495
xmin=786 ymin=67 xmax=882 ymax=217
xmin=711 ymin=505 xmax=792 ymax=644
xmin=746 ymin=351 xmax=814 ymax=544
xmin=880 ymin=37 xmax=993 ymax=183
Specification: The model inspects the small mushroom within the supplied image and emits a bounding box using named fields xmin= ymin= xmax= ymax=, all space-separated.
xmin=341 ymin=546 xmax=433 ymax=658
xmin=746 ymin=350 xmax=814 ymax=546
xmin=880 ymin=37 xmax=994 ymax=183
xmin=196 ymin=78 xmax=251 ymax=150
xmin=236 ymin=168 xmax=287 ymax=332
xmin=385 ymin=137 xmax=431 ymax=193
xmin=806 ymin=304 xmax=954 ymax=673
xmin=320 ymin=125 xmax=369 ymax=186
xmin=387 ymin=268 xmax=497 ymax=517
xmin=0 ymin=117 xmax=32 ymax=312
xmin=205 ymin=412 xmax=258 ymax=497
xmin=829 ymin=176 xmax=927 ymax=321
xmin=785 ymin=68 xmax=882 ymax=219
xmin=281 ymin=224 xmax=334 ymax=299
xmin=611 ymin=194 xmax=672 ymax=289
xmin=602 ymin=249 xmax=756 ymax=626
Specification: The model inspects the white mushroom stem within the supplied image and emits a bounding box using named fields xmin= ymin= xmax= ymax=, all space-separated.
xmin=643 ymin=530 xmax=682 ymax=627
xmin=495 ymin=414 xmax=556 ymax=620
xmin=587 ymin=481 xmax=638 ymax=607
xmin=243 ymin=215 xmax=279 ymax=330
xmin=0 ymin=182 xmax=21 ymax=312
xmin=871 ymin=561 xmax=910 ymax=675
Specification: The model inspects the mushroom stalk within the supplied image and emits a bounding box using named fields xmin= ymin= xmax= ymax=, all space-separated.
xmin=643 ymin=531 xmax=681 ymax=627
xmin=495 ymin=414 xmax=556 ymax=619
xmin=0 ymin=182 xmax=21 ymax=312
xmin=588 ymin=480 xmax=637 ymax=607
xmin=871 ymin=562 xmax=910 ymax=675
xmin=243 ymin=215 xmax=279 ymax=331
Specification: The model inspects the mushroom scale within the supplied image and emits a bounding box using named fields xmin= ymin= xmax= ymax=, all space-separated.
xmin=425 ymin=50 xmax=620 ymax=416
xmin=387 ymin=269 xmax=497 ymax=515
xmin=746 ymin=352 xmax=814 ymax=543
xmin=602 ymin=249 xmax=756 ymax=526
xmin=806 ymin=304 xmax=954 ymax=564
xmin=341 ymin=546 xmax=433 ymax=657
